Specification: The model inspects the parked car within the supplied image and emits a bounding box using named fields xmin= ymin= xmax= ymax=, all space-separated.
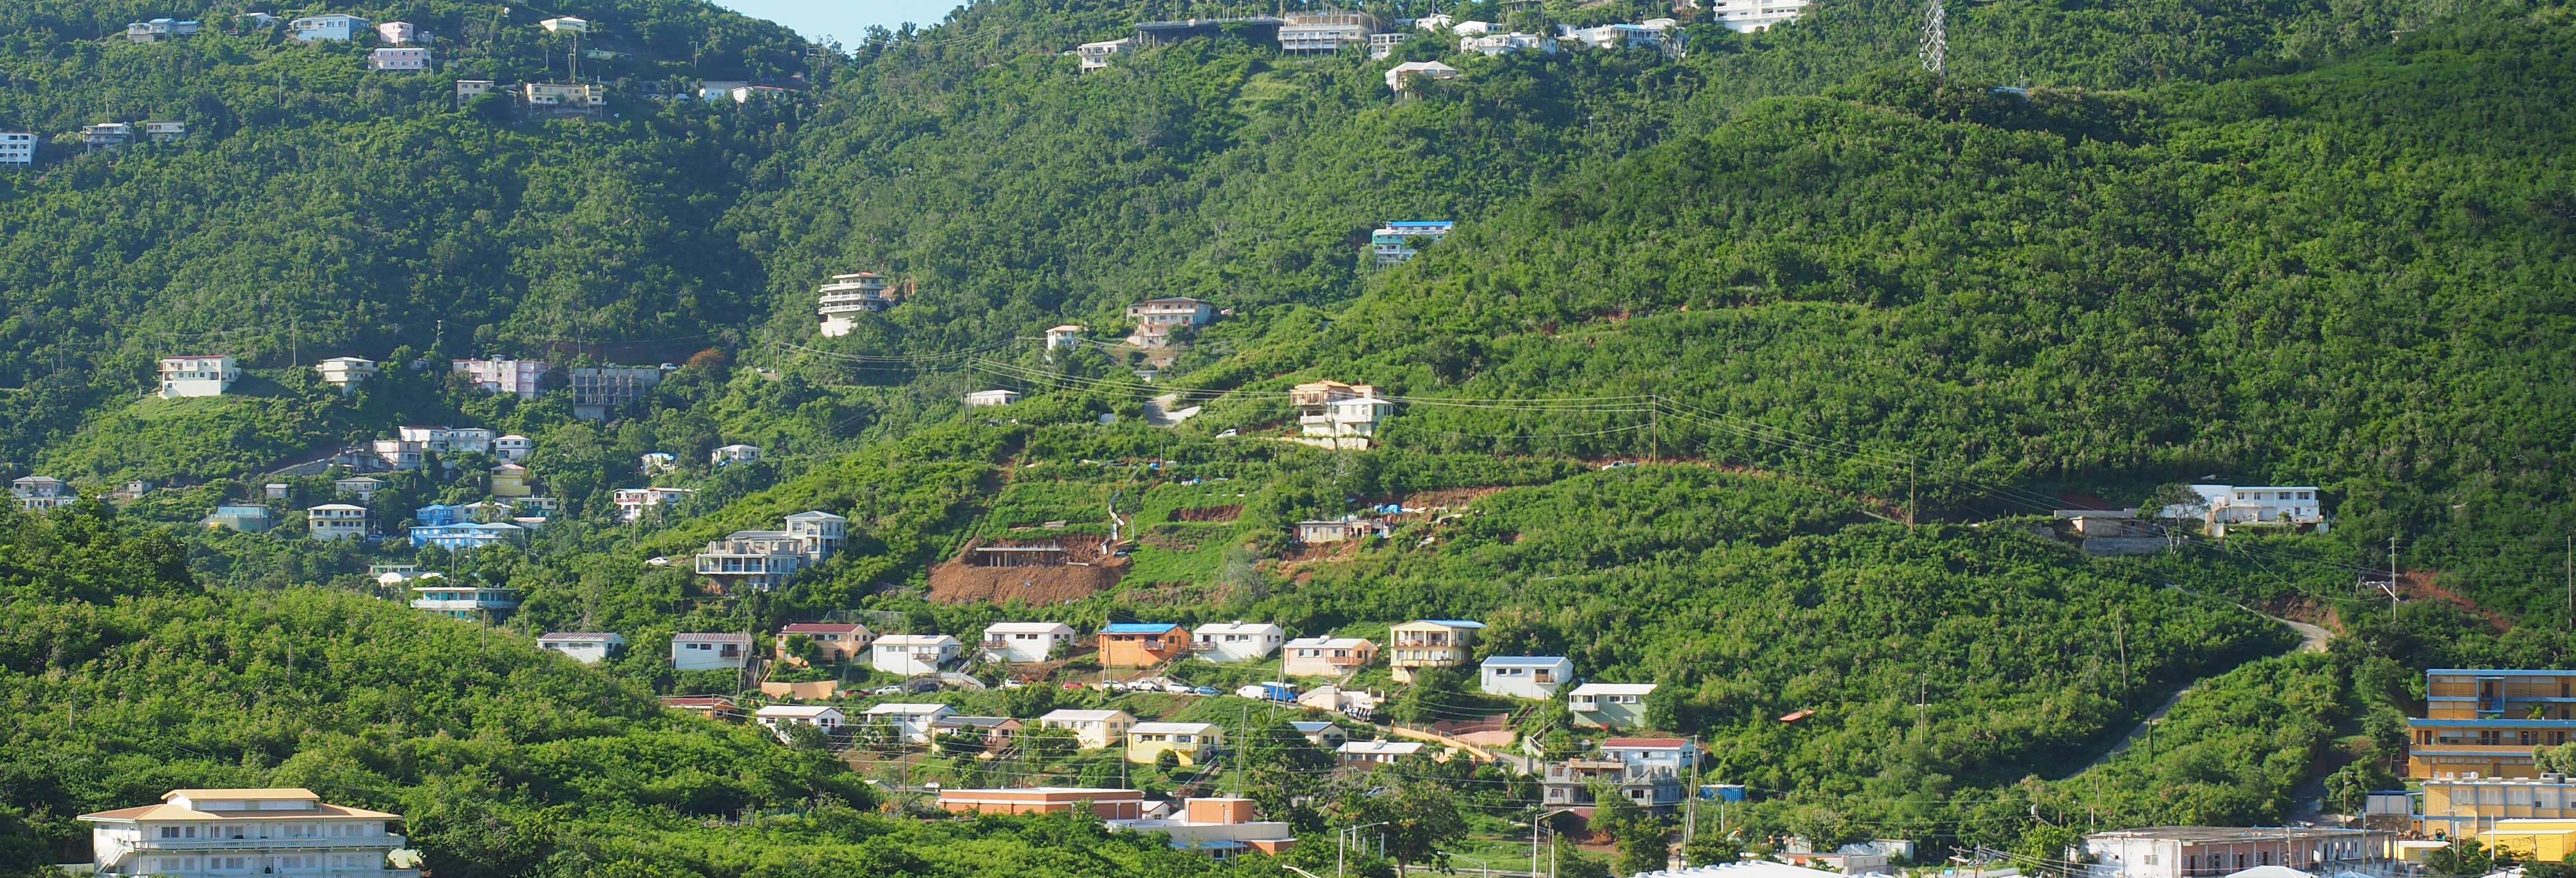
xmin=1161 ymin=681 xmax=1195 ymax=694
xmin=869 ymin=685 xmax=904 ymax=696
xmin=1191 ymin=686 xmax=1220 ymax=696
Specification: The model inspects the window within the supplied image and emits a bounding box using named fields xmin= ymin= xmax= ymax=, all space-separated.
xmin=2144 ymin=855 xmax=2159 ymax=866
xmin=160 ymin=827 xmax=181 ymax=838
xmin=2525 ymin=730 xmax=2541 ymax=746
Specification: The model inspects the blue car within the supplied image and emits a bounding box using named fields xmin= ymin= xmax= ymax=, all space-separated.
xmin=1192 ymin=686 xmax=1220 ymax=696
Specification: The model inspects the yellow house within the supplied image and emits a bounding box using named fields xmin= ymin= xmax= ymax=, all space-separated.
xmin=489 ymin=464 xmax=534 ymax=498
xmin=1126 ymin=722 xmax=1223 ymax=766
xmin=1038 ymin=709 xmax=1135 ymax=750
xmin=1388 ymin=619 xmax=1483 ymax=682
xmin=2478 ymin=820 xmax=2576 ymax=862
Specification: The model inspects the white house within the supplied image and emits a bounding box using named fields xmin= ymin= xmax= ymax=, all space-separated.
xmin=451 ymin=358 xmax=551 ymax=397
xmin=1460 ymin=32 xmax=1556 ymax=55
xmin=1192 ymin=621 xmax=1285 ymax=663
xmin=2165 ymin=484 xmax=2326 ymax=534
xmin=2081 ymin=826 xmax=2389 ymax=878
xmin=1046 ymin=325 xmax=1084 ymax=350
xmin=872 ymin=634 xmax=963 ymax=677
xmin=963 ymin=389 xmax=1022 ymax=408
xmin=493 ymin=434 xmax=532 ymax=462
xmin=1337 ymin=739 xmax=1427 ymax=765
xmin=125 ymin=18 xmax=202 ymax=42
xmin=816 ymin=272 xmax=894 ymax=335
xmin=539 ymin=17 xmax=590 ymax=33
xmin=157 ymin=355 xmax=239 ymax=398
xmin=332 ymin=476 xmax=386 ymax=503
xmin=77 ymin=788 xmax=404 ymax=878
xmin=1385 ymin=60 xmax=1460 ymax=93
xmin=313 ymin=356 xmax=376 ymax=391
xmin=368 ymin=47 xmax=432 ymax=72
xmin=756 ymin=705 xmax=847 ymax=742
xmin=536 ymin=632 xmax=624 ymax=664
xmin=1562 ymin=19 xmax=1679 ymax=50
xmin=306 ymin=504 xmax=367 ymax=541
xmin=1598 ymin=737 xmax=1699 ymax=772
xmin=1076 ymin=38 xmax=1130 ymax=70
xmin=12 ymin=476 xmax=77 ymax=511
xmin=409 ymin=582 xmax=517 ymax=622
xmin=641 ymin=452 xmax=677 ymax=473
xmin=376 ymin=21 xmax=421 ymax=44
xmin=1569 ymin=682 xmax=1658 ymax=729
xmin=864 ymin=703 xmax=956 ymax=744
xmin=711 ymin=444 xmax=762 ymax=465
xmin=671 ymin=632 xmax=752 ymax=670
xmin=446 ymin=428 xmax=498 ymax=454
xmin=1290 ymin=720 xmax=1351 ymax=748
xmin=981 ymin=621 xmax=1076 ymax=663
xmin=288 ymin=13 xmax=368 ymax=41
xmin=1704 ymin=0 xmax=1810 ymax=32
xmin=1039 ymin=708 xmax=1137 ymax=749
xmin=1479 ymin=656 xmax=1575 ymax=699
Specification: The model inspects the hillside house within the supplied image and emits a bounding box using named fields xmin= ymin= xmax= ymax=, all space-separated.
xmin=1107 ymin=797 xmax=1296 ymax=857
xmin=1 ymin=131 xmax=34 ymax=166
xmin=1370 ymin=221 xmax=1453 ymax=265
xmin=288 ymin=13 xmax=368 ymax=41
xmin=1570 ymin=682 xmax=1656 ymax=729
xmin=413 ymin=504 xmax=468 ymax=527
xmin=203 ymin=504 xmax=272 ymax=533
xmin=711 ymin=444 xmax=762 ymax=465
xmin=1388 ymin=619 xmax=1483 ymax=681
xmin=1543 ymin=752 xmax=1684 ymax=815
xmin=872 ymin=634 xmax=963 ymax=676
xmin=613 ymin=486 xmax=694 ymax=521
xmin=1040 ymin=709 xmax=1137 ymax=749
xmin=933 ymin=715 xmax=1025 ymax=748
xmin=1128 ymin=722 xmax=1224 ymax=766
xmin=446 ymin=428 xmax=498 ymax=454
xmin=1481 ymin=656 xmax=1574 ymax=699
xmin=521 ymin=82 xmax=605 ymax=111
xmin=376 ymin=21 xmax=421 ymax=44
xmin=1368 ymin=31 xmax=1408 ymax=58
xmin=640 ymin=452 xmax=677 ymax=473
xmin=1192 ymin=621 xmax=1286 ymax=663
xmin=755 ymin=705 xmax=846 ymax=743
xmin=784 ymin=511 xmax=848 ymax=560
xmin=1291 ymin=721 xmax=1351 ymax=748
xmin=1385 ymin=60 xmax=1459 ymax=93
xmin=982 ymin=621 xmax=1077 ymax=663
xmin=313 ymin=356 xmax=376 ymax=390
xmin=1295 ymin=518 xmax=1387 ymax=544
xmin=11 ymin=476 xmax=75 ymax=511
xmin=1280 ymin=10 xmax=1380 ymax=53
xmin=368 ymin=440 xmax=425 ymax=471
xmin=452 ymin=358 xmax=551 ymax=397
xmin=660 ymin=695 xmax=736 ymax=721
xmin=409 ymin=582 xmax=517 ymax=622
xmin=157 ymin=355 xmax=238 ymax=397
xmin=142 ymin=121 xmax=186 ymax=143
xmin=408 ymin=521 xmax=523 ymax=551
xmin=539 ymin=16 xmax=589 ymax=32
xmin=83 ymin=123 xmax=134 ymax=151
xmin=536 ymin=632 xmax=624 ymax=665
xmin=370 ymin=47 xmax=432 ymax=72
xmin=306 ymin=504 xmax=367 ymax=541
xmin=964 ymin=389 xmax=1022 ymax=408
xmin=1460 ymin=32 xmax=1555 ymax=55
xmin=1100 ymin=622 xmax=1192 ymax=667
xmin=488 ymin=463 xmax=533 ymax=497
xmin=940 ymin=787 xmax=1144 ymax=819
xmin=864 ymin=703 xmax=956 ymax=744
xmin=456 ymin=79 xmax=497 ymax=106
xmin=1562 ymin=19 xmax=1679 ymax=50
xmin=264 ymin=483 xmax=290 ymax=500
xmin=2165 ymin=484 xmax=2326 ymax=535
xmin=816 ymin=272 xmax=894 ymax=335
xmin=1046 ymin=325 xmax=1085 ymax=350
xmin=1600 ymin=737 xmax=1700 ymax=772
xmin=396 ymin=425 xmax=451 ymax=449
xmin=694 ymin=530 xmax=807 ymax=592
xmin=776 ymin=623 xmax=873 ymax=665
xmin=1125 ymin=297 xmax=1215 ymax=346
xmin=124 ymin=18 xmax=201 ymax=42
xmin=1282 ymin=637 xmax=1376 ymax=677
xmin=671 ymin=633 xmax=752 ymax=670
xmin=1076 ymin=39 xmax=1131 ymax=70
xmin=493 ymin=434 xmax=532 ymax=462
xmin=332 ymin=476 xmax=386 ymax=503
xmin=1704 ymin=0 xmax=1810 ymax=32
xmin=77 ymin=788 xmax=403 ymax=878
xmin=1337 ymin=739 xmax=1426 ymax=766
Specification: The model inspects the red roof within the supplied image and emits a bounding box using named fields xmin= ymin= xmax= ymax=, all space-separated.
xmin=1601 ymin=738 xmax=1688 ymax=748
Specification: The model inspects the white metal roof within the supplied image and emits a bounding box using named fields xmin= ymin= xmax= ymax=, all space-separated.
xmin=986 ymin=621 xmax=1076 ymax=634
xmin=1129 ymin=722 xmax=1220 ymax=734
xmin=756 ymin=705 xmax=842 ymax=718
xmin=863 ymin=703 xmax=954 ymax=716
xmin=1041 ymin=709 xmax=1133 ymax=722
xmin=1571 ymin=682 xmax=1657 ymax=696
xmin=874 ymin=634 xmax=962 ymax=647
xmin=1195 ymin=621 xmax=1281 ymax=635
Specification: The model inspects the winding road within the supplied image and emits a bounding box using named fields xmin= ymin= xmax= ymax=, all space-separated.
xmin=2066 ymin=601 xmax=2331 ymax=777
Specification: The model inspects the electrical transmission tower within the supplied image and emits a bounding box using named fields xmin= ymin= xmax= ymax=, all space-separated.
xmin=1918 ymin=0 xmax=1947 ymax=77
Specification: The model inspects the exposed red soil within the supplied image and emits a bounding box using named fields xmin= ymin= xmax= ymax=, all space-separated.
xmin=1168 ymin=505 xmax=1242 ymax=523
xmin=926 ymin=538 xmax=1128 ymax=605
xmin=2400 ymin=568 xmax=2511 ymax=632
xmin=2257 ymin=595 xmax=2347 ymax=634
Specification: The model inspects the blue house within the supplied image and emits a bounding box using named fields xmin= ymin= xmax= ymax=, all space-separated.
xmin=410 ymin=521 xmax=525 ymax=550
xmin=415 ymin=504 xmax=470 ymax=526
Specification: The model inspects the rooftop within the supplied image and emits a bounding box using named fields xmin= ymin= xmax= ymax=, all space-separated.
xmin=1104 ymin=622 xmax=1185 ymax=633
xmin=537 ymin=632 xmax=621 ymax=642
xmin=2082 ymin=826 xmax=2381 ymax=843
xmin=1042 ymin=709 xmax=1133 ymax=722
xmin=1482 ymin=655 xmax=1569 ymax=666
xmin=864 ymin=703 xmax=954 ymax=715
xmin=781 ymin=623 xmax=865 ymax=634
xmin=1131 ymin=722 xmax=1220 ymax=734
xmin=674 ymin=632 xmax=752 ymax=643
xmin=1601 ymin=737 xmax=1690 ymax=748
xmin=1572 ymin=682 xmax=1658 ymax=696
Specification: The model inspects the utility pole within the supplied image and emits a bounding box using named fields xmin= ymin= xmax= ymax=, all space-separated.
xmin=1650 ymin=395 xmax=1660 ymax=464
xmin=1909 ymin=456 xmax=1917 ymax=528
xmin=2390 ymin=535 xmax=2400 ymax=607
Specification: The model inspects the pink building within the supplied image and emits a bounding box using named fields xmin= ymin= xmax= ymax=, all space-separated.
xmin=370 ymin=48 xmax=430 ymax=72
xmin=451 ymin=358 xmax=551 ymax=398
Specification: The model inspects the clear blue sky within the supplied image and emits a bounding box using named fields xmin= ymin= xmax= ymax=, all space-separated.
xmin=716 ymin=0 xmax=965 ymax=43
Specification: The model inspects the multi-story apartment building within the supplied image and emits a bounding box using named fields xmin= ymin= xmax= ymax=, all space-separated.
xmin=2419 ymin=773 xmax=2576 ymax=838
xmin=1278 ymin=10 xmax=1379 ymax=53
xmin=1702 ymin=0 xmax=1809 ymax=32
xmin=451 ymin=358 xmax=551 ymax=397
xmin=694 ymin=530 xmax=808 ymax=593
xmin=569 ymin=366 xmax=662 ymax=419
xmin=1387 ymin=619 xmax=1483 ymax=682
xmin=306 ymin=504 xmax=367 ymax=541
xmin=1124 ymin=297 xmax=1216 ymax=346
xmin=158 ymin=355 xmax=239 ymax=397
xmin=1370 ymin=220 xmax=1453 ymax=265
xmin=0 ymin=131 xmax=34 ymax=166
xmin=410 ymin=581 xmax=517 ymax=621
xmin=368 ymin=48 xmax=431 ymax=72
xmin=312 ymin=357 xmax=376 ymax=391
xmin=76 ymin=787 xmax=404 ymax=878
xmin=2411 ymin=669 xmax=2576 ymax=780
xmin=817 ymin=272 xmax=894 ymax=336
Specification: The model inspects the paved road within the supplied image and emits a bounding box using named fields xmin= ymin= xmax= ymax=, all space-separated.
xmin=2066 ymin=600 xmax=2331 ymax=777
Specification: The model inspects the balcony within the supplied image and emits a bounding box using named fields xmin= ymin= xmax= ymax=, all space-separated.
xmin=980 ymin=639 xmax=1011 ymax=650
xmin=121 ymin=833 xmax=408 ymax=851
xmin=1327 ymin=653 xmax=1369 ymax=666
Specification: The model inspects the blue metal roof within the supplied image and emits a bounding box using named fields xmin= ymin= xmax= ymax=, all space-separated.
xmin=1419 ymin=619 xmax=1485 ymax=628
xmin=2426 ymin=669 xmax=2576 ymax=676
xmin=1384 ymin=221 xmax=1452 ymax=228
xmin=1103 ymin=622 xmax=1181 ymax=633
xmin=2405 ymin=718 xmax=2576 ymax=727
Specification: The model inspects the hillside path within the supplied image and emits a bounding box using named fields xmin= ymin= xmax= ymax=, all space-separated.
xmin=2066 ymin=597 xmax=2329 ymax=776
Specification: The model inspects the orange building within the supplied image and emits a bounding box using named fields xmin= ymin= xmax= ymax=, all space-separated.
xmin=937 ymin=787 xmax=1144 ymax=819
xmin=1099 ymin=623 xmax=1191 ymax=668
xmin=2411 ymin=669 xmax=2576 ymax=780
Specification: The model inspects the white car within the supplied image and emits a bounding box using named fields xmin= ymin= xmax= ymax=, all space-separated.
xmin=1161 ymin=681 xmax=1195 ymax=694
